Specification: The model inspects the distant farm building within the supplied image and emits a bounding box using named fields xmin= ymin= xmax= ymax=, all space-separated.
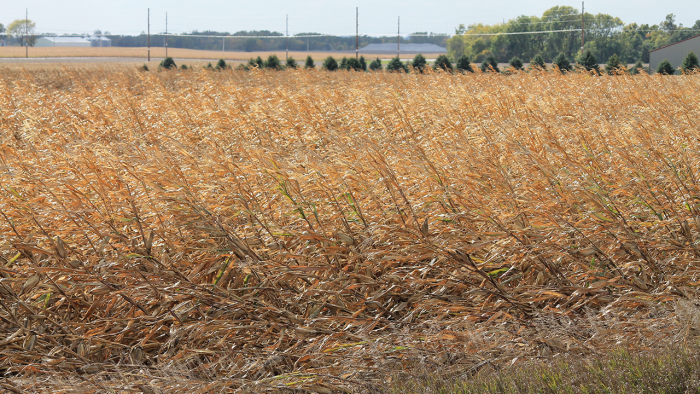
xmin=650 ymin=34 xmax=700 ymax=72
xmin=360 ymin=43 xmax=446 ymax=54
xmin=35 ymin=36 xmax=111 ymax=48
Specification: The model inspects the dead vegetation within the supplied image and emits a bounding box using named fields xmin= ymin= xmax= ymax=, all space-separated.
xmin=0 ymin=66 xmax=700 ymax=392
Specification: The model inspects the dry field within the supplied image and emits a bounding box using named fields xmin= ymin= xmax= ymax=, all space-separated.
xmin=0 ymin=65 xmax=700 ymax=393
xmin=0 ymin=46 xmax=433 ymax=61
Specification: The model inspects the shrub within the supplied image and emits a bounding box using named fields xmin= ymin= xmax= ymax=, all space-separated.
xmin=264 ymin=55 xmax=282 ymax=70
xmin=411 ymin=53 xmax=427 ymax=73
xmin=369 ymin=58 xmax=382 ymax=71
xmin=578 ymin=50 xmax=599 ymax=73
xmin=656 ymin=59 xmax=675 ymax=75
xmin=339 ymin=57 xmax=349 ymax=70
xmin=215 ymin=59 xmax=228 ymax=70
xmin=480 ymin=55 xmax=499 ymax=73
xmin=433 ymin=54 xmax=453 ymax=71
xmin=344 ymin=57 xmax=363 ymax=71
xmin=455 ymin=55 xmax=473 ymax=72
xmin=386 ymin=57 xmax=408 ymax=72
xmin=286 ymin=57 xmax=298 ymax=69
xmin=605 ymin=54 xmax=622 ymax=75
xmin=629 ymin=60 xmax=645 ymax=75
xmin=139 ymin=64 xmax=149 ymax=72
xmin=509 ymin=56 xmax=523 ymax=71
xmin=530 ymin=54 xmax=546 ymax=70
xmin=247 ymin=56 xmax=264 ymax=69
xmin=323 ymin=56 xmax=338 ymax=71
xmin=553 ymin=52 xmax=571 ymax=72
xmin=180 ymin=64 xmax=188 ymax=70
xmin=681 ymin=52 xmax=699 ymax=73
xmin=204 ymin=62 xmax=214 ymax=70
xmin=160 ymin=57 xmax=176 ymax=70
xmin=305 ymin=56 xmax=315 ymax=69
xmin=359 ymin=56 xmax=367 ymax=71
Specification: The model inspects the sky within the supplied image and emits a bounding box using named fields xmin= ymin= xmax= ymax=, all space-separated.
xmin=3 ymin=0 xmax=699 ymax=37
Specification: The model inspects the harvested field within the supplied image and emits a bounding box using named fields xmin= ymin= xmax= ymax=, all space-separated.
xmin=0 ymin=65 xmax=699 ymax=393
xmin=0 ymin=46 xmax=433 ymax=61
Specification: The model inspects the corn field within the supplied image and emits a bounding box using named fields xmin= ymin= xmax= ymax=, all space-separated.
xmin=0 ymin=66 xmax=699 ymax=393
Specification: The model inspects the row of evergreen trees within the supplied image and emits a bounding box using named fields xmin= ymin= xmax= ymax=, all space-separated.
xmin=153 ymin=51 xmax=700 ymax=75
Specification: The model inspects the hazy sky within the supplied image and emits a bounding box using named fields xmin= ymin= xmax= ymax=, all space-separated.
xmin=4 ymin=1 xmax=699 ymax=36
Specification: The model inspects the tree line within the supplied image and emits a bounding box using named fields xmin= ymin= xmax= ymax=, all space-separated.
xmin=447 ymin=7 xmax=699 ymax=64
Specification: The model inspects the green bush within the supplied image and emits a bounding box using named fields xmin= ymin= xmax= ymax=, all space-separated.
xmin=286 ymin=57 xmax=298 ymax=69
xmin=480 ymin=55 xmax=499 ymax=73
xmin=359 ymin=56 xmax=367 ymax=71
xmin=411 ymin=53 xmax=427 ymax=73
xmin=204 ymin=62 xmax=214 ymax=70
xmin=305 ymin=56 xmax=315 ymax=69
xmin=629 ymin=60 xmax=645 ymax=75
xmin=160 ymin=57 xmax=176 ymax=70
xmin=578 ymin=50 xmax=599 ymax=73
xmin=455 ymin=55 xmax=473 ymax=72
xmin=681 ymin=51 xmax=699 ymax=73
xmin=369 ymin=58 xmax=382 ymax=71
xmin=433 ymin=54 xmax=452 ymax=71
xmin=247 ymin=56 xmax=264 ymax=69
xmin=215 ymin=59 xmax=228 ymax=70
xmin=323 ymin=56 xmax=338 ymax=71
xmin=656 ymin=59 xmax=675 ymax=75
xmin=344 ymin=57 xmax=363 ymax=71
xmin=509 ymin=56 xmax=523 ymax=71
xmin=530 ymin=54 xmax=546 ymax=70
xmin=264 ymin=55 xmax=282 ymax=70
xmin=139 ymin=64 xmax=149 ymax=72
xmin=386 ymin=57 xmax=408 ymax=72
xmin=180 ymin=64 xmax=188 ymax=70
xmin=605 ymin=54 xmax=622 ymax=75
xmin=339 ymin=57 xmax=349 ymax=70
xmin=553 ymin=52 xmax=571 ymax=72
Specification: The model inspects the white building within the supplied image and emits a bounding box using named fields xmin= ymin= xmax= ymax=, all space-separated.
xmin=649 ymin=34 xmax=700 ymax=73
xmin=34 ymin=36 xmax=112 ymax=48
xmin=35 ymin=37 xmax=92 ymax=47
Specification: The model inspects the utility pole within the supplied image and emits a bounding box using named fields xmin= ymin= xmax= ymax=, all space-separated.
xmin=397 ymin=16 xmax=400 ymax=58
xmin=25 ymin=8 xmax=28 ymax=58
xmin=147 ymin=8 xmax=151 ymax=62
xmin=165 ymin=12 xmax=168 ymax=58
xmin=286 ymin=14 xmax=289 ymax=62
xmin=355 ymin=7 xmax=359 ymax=60
xmin=581 ymin=1 xmax=584 ymax=53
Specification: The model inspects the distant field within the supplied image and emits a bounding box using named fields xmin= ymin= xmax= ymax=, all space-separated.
xmin=0 ymin=46 xmax=440 ymax=61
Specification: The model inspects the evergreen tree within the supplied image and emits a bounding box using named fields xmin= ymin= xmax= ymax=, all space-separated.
xmin=323 ymin=56 xmax=338 ymax=71
xmin=578 ymin=50 xmax=600 ymax=73
xmin=369 ymin=58 xmax=383 ymax=71
xmin=605 ymin=54 xmax=622 ymax=75
xmin=255 ymin=56 xmax=264 ymax=68
xmin=339 ymin=57 xmax=349 ymax=70
xmin=433 ymin=54 xmax=453 ymax=71
xmin=629 ymin=60 xmax=645 ymax=75
xmin=215 ymin=59 xmax=228 ymax=70
xmin=345 ymin=57 xmax=363 ymax=71
xmin=180 ymin=64 xmax=188 ymax=70
xmin=160 ymin=57 xmax=176 ymax=70
xmin=455 ymin=55 xmax=473 ymax=72
xmin=656 ymin=59 xmax=675 ymax=75
xmin=359 ymin=56 xmax=367 ymax=71
xmin=480 ymin=55 xmax=499 ymax=73
xmin=411 ymin=53 xmax=427 ymax=73
xmin=264 ymin=55 xmax=282 ymax=69
xmin=681 ymin=52 xmax=700 ymax=73
xmin=553 ymin=52 xmax=572 ymax=72
xmin=286 ymin=57 xmax=298 ymax=69
xmin=305 ymin=56 xmax=315 ymax=69
xmin=509 ymin=56 xmax=524 ymax=71
xmin=530 ymin=54 xmax=546 ymax=70
xmin=386 ymin=57 xmax=408 ymax=72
